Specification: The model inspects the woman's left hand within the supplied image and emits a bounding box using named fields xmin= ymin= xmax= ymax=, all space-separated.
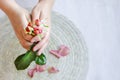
xmin=30 ymin=0 xmax=54 ymax=55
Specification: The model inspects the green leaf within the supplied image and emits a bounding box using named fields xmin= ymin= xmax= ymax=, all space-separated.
xmin=14 ymin=50 xmax=36 ymax=70
xmin=35 ymin=53 xmax=47 ymax=65
xmin=14 ymin=53 xmax=25 ymax=67
xmin=14 ymin=42 xmax=47 ymax=70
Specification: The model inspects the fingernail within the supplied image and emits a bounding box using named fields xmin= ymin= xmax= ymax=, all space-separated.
xmin=33 ymin=48 xmax=36 ymax=51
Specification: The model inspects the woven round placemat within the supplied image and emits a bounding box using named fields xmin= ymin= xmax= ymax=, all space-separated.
xmin=0 ymin=12 xmax=88 ymax=80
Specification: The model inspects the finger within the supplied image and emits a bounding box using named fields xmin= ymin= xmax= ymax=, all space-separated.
xmin=33 ymin=33 xmax=49 ymax=51
xmin=22 ymin=31 xmax=33 ymax=42
xmin=31 ymin=6 xmax=40 ymax=23
xmin=20 ymin=39 xmax=33 ymax=50
xmin=31 ymin=35 xmax=40 ymax=43
xmin=25 ymin=10 xmax=32 ymax=23
xmin=20 ymin=13 xmax=31 ymax=29
xmin=39 ymin=13 xmax=51 ymax=30
xmin=30 ymin=32 xmax=47 ymax=43
xmin=37 ymin=41 xmax=48 ymax=55
xmin=22 ymin=13 xmax=34 ymax=41
xmin=40 ymin=10 xmax=50 ymax=20
xmin=33 ymin=38 xmax=48 ymax=51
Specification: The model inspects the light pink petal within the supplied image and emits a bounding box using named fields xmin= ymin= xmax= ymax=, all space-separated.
xmin=35 ymin=64 xmax=46 ymax=72
xmin=28 ymin=69 xmax=36 ymax=78
xmin=49 ymin=50 xmax=62 ymax=58
xmin=58 ymin=45 xmax=70 ymax=56
xmin=48 ymin=67 xmax=59 ymax=73
xmin=35 ymin=64 xmax=40 ymax=72
xmin=50 ymin=50 xmax=59 ymax=53
xmin=49 ymin=45 xmax=70 ymax=58
xmin=28 ymin=65 xmax=46 ymax=78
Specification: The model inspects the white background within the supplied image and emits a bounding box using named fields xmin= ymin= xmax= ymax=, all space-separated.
xmin=0 ymin=0 xmax=120 ymax=80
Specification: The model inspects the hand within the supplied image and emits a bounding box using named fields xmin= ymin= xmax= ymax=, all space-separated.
xmin=31 ymin=0 xmax=54 ymax=55
xmin=0 ymin=1 xmax=33 ymax=50
xmin=10 ymin=8 xmax=33 ymax=50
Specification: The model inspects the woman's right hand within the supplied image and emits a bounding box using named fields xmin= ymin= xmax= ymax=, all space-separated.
xmin=10 ymin=8 xmax=33 ymax=50
xmin=0 ymin=0 xmax=33 ymax=50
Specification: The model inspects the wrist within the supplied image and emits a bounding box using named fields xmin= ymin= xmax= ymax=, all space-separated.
xmin=0 ymin=0 xmax=23 ymax=17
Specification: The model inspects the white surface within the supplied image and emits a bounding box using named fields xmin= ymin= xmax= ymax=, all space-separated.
xmin=0 ymin=12 xmax=88 ymax=80
xmin=0 ymin=0 xmax=120 ymax=80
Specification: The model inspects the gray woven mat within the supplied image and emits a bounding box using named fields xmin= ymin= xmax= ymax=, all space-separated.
xmin=0 ymin=12 xmax=88 ymax=80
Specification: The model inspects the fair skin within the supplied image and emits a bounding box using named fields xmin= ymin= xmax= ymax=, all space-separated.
xmin=0 ymin=0 xmax=54 ymax=55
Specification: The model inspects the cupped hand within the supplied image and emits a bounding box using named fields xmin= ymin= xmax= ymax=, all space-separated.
xmin=31 ymin=0 xmax=54 ymax=55
xmin=7 ymin=4 xmax=33 ymax=50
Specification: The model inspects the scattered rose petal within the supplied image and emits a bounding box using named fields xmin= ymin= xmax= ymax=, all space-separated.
xmin=48 ymin=67 xmax=59 ymax=73
xmin=28 ymin=68 xmax=36 ymax=78
xmin=49 ymin=45 xmax=70 ymax=58
xmin=58 ymin=45 xmax=70 ymax=56
xmin=28 ymin=64 xmax=46 ymax=78
xmin=49 ymin=50 xmax=62 ymax=58
xmin=36 ymin=64 xmax=46 ymax=72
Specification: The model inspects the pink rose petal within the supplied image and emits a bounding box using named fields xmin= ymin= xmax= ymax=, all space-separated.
xmin=58 ymin=45 xmax=70 ymax=56
xmin=49 ymin=45 xmax=70 ymax=58
xmin=49 ymin=50 xmax=62 ymax=58
xmin=35 ymin=65 xmax=46 ymax=72
xmin=48 ymin=67 xmax=59 ymax=73
xmin=28 ymin=64 xmax=46 ymax=78
xmin=28 ymin=69 xmax=36 ymax=78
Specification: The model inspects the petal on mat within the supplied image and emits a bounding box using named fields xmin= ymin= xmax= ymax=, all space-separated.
xmin=28 ymin=64 xmax=46 ymax=78
xmin=49 ymin=45 xmax=70 ymax=58
xmin=49 ymin=50 xmax=62 ymax=58
xmin=58 ymin=45 xmax=70 ymax=56
xmin=28 ymin=69 xmax=36 ymax=78
xmin=48 ymin=66 xmax=59 ymax=73
xmin=35 ymin=64 xmax=46 ymax=72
